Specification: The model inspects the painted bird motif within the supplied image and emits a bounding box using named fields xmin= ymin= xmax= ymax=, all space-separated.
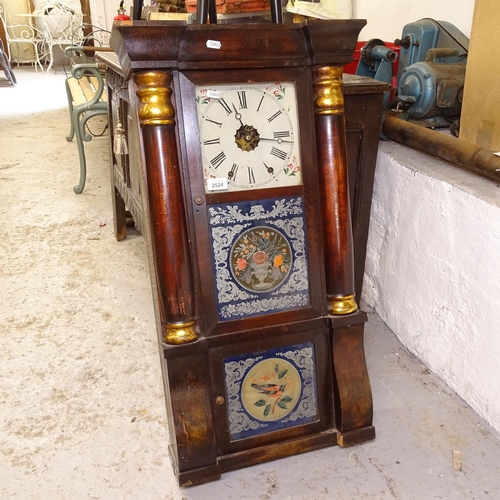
xmin=251 ymin=382 xmax=290 ymax=416
xmin=251 ymin=383 xmax=287 ymax=398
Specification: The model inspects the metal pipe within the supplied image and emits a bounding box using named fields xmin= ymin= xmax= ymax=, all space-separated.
xmin=132 ymin=0 xmax=143 ymax=20
xmin=382 ymin=115 xmax=500 ymax=183
xmin=270 ymin=0 xmax=283 ymax=23
xmin=208 ymin=0 xmax=218 ymax=24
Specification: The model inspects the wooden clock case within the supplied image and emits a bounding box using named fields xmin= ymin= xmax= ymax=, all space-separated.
xmin=111 ymin=19 xmax=375 ymax=486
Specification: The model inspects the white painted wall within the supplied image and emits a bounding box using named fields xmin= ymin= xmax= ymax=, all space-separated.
xmin=352 ymin=0 xmax=475 ymax=41
xmin=363 ymin=141 xmax=500 ymax=434
xmin=89 ymin=0 xmax=151 ymax=32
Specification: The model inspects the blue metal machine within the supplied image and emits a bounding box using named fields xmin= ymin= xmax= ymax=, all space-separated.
xmin=355 ymin=38 xmax=398 ymax=107
xmin=356 ymin=18 xmax=469 ymax=128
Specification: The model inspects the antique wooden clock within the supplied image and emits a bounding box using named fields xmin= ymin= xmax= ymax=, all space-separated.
xmin=111 ymin=18 xmax=374 ymax=486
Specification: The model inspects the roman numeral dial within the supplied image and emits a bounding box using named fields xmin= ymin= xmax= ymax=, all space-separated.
xmin=197 ymin=82 xmax=302 ymax=192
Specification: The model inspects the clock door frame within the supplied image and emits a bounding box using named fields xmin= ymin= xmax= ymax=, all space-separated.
xmin=174 ymin=66 xmax=327 ymax=338
xmin=207 ymin=323 xmax=333 ymax=457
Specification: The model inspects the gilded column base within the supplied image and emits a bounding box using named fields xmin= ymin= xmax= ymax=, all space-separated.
xmin=328 ymin=294 xmax=358 ymax=315
xmin=163 ymin=320 xmax=199 ymax=345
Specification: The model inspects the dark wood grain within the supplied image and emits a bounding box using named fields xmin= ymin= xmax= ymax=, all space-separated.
xmin=141 ymin=123 xmax=197 ymax=328
xmin=163 ymin=345 xmax=219 ymax=480
xmin=317 ymin=113 xmax=356 ymax=299
xmin=313 ymin=66 xmax=357 ymax=314
xmin=217 ymin=430 xmax=338 ymax=473
xmin=330 ymin=311 xmax=374 ymax=438
xmin=110 ymin=20 xmax=366 ymax=73
xmin=104 ymin=69 xmax=128 ymax=241
xmin=343 ymin=76 xmax=391 ymax=298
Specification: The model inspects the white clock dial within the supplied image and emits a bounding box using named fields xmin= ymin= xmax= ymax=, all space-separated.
xmin=196 ymin=82 xmax=302 ymax=192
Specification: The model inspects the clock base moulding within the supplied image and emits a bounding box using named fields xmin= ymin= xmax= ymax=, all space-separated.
xmin=162 ymin=310 xmax=374 ymax=487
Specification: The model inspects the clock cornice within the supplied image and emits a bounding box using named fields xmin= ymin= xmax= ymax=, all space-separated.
xmin=110 ymin=19 xmax=366 ymax=76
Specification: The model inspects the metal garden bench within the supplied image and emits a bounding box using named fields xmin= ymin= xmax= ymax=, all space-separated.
xmin=64 ymin=46 xmax=108 ymax=193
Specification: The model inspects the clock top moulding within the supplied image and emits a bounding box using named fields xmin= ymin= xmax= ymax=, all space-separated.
xmin=110 ymin=19 xmax=367 ymax=75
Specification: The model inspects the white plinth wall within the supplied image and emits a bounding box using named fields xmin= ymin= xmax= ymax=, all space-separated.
xmin=363 ymin=140 xmax=500 ymax=434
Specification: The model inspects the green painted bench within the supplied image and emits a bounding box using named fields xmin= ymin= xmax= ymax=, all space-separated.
xmin=65 ymin=46 xmax=108 ymax=194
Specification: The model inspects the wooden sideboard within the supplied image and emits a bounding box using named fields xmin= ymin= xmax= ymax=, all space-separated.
xmin=98 ymin=53 xmax=144 ymax=240
xmin=97 ymin=52 xmax=389 ymax=300
xmin=343 ymin=76 xmax=391 ymax=298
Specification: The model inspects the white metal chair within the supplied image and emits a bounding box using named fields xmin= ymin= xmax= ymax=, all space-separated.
xmin=0 ymin=0 xmax=42 ymax=70
xmin=33 ymin=2 xmax=84 ymax=72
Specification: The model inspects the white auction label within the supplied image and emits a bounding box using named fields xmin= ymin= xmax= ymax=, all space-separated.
xmin=206 ymin=39 xmax=222 ymax=49
xmin=206 ymin=178 xmax=228 ymax=191
xmin=206 ymin=90 xmax=222 ymax=99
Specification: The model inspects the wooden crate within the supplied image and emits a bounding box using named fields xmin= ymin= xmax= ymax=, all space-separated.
xmin=185 ymin=0 xmax=271 ymax=14
xmin=460 ymin=0 xmax=500 ymax=150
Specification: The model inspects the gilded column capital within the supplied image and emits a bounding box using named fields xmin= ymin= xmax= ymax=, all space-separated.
xmin=134 ymin=71 xmax=175 ymax=126
xmin=313 ymin=65 xmax=344 ymax=115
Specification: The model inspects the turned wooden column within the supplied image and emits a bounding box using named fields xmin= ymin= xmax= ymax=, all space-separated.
xmin=134 ymin=71 xmax=199 ymax=345
xmin=313 ymin=65 xmax=357 ymax=315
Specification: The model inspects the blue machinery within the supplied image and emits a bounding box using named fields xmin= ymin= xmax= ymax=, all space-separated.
xmin=356 ymin=18 xmax=469 ymax=128
xmin=374 ymin=21 xmax=500 ymax=184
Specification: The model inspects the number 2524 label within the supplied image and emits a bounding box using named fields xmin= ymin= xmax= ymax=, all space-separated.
xmin=207 ymin=178 xmax=228 ymax=191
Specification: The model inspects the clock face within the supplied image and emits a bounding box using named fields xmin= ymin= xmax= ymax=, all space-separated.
xmin=196 ymin=82 xmax=302 ymax=193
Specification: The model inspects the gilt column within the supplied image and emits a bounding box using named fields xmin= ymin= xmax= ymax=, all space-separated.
xmin=134 ymin=70 xmax=199 ymax=345
xmin=313 ymin=65 xmax=357 ymax=316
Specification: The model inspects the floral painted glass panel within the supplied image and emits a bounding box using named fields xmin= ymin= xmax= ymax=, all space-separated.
xmin=208 ymin=196 xmax=310 ymax=321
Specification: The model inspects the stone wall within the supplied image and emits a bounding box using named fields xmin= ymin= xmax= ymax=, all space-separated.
xmin=363 ymin=140 xmax=500 ymax=433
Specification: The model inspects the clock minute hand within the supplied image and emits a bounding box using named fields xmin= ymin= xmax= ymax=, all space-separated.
xmin=258 ymin=137 xmax=293 ymax=144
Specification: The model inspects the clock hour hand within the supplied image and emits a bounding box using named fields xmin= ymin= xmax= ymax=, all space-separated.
xmin=232 ymin=103 xmax=244 ymax=126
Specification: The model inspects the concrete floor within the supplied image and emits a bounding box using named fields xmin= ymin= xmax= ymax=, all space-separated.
xmin=1 ymin=67 xmax=500 ymax=499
